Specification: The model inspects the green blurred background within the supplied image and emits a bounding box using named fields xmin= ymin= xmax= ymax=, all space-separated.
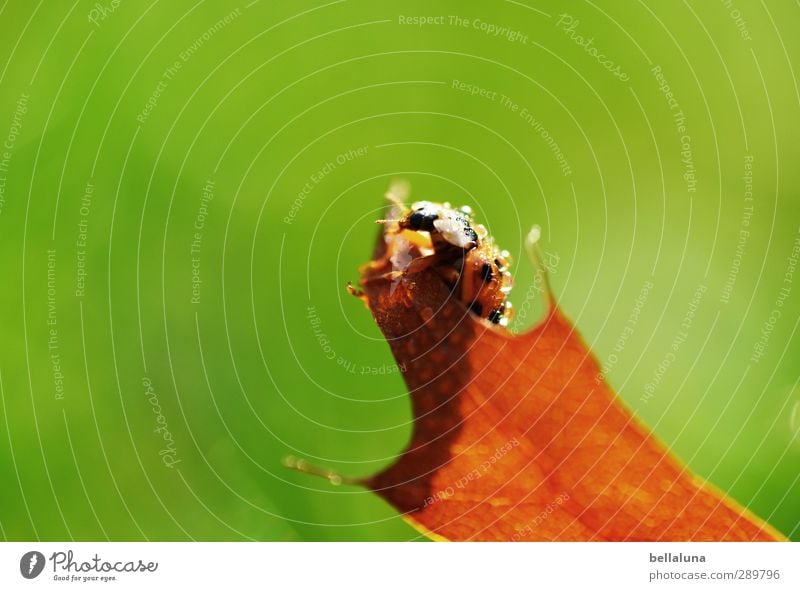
xmin=0 ymin=0 xmax=797 ymax=541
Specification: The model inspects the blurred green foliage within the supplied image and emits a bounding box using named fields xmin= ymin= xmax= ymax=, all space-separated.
xmin=0 ymin=0 xmax=797 ymax=540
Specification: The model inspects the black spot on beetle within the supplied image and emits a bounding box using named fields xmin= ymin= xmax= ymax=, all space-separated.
xmin=488 ymin=307 xmax=504 ymax=324
xmin=469 ymin=301 xmax=484 ymax=316
xmin=462 ymin=224 xmax=478 ymax=243
xmin=480 ymin=263 xmax=494 ymax=282
xmin=407 ymin=209 xmax=437 ymax=231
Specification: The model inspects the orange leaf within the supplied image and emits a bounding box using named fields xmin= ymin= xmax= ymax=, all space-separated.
xmin=355 ymin=212 xmax=785 ymax=542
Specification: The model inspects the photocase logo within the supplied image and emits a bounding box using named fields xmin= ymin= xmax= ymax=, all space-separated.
xmin=20 ymin=551 xmax=45 ymax=579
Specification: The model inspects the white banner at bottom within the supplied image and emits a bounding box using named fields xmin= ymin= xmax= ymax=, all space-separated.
xmin=0 ymin=542 xmax=797 ymax=590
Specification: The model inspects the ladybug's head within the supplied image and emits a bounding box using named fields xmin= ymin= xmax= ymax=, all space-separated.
xmin=399 ymin=203 xmax=440 ymax=232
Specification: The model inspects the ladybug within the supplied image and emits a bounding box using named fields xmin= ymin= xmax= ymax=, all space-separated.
xmin=378 ymin=198 xmax=513 ymax=326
